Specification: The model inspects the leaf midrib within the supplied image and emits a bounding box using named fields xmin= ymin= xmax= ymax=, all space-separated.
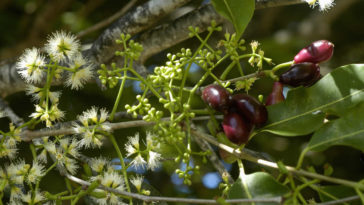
xmin=308 ymin=128 xmax=364 ymax=150
xmin=223 ymin=0 xmax=239 ymax=34
xmin=264 ymin=88 xmax=364 ymax=129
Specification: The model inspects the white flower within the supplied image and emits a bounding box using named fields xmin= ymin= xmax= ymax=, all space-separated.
xmin=0 ymin=137 xmax=18 ymax=159
xmin=304 ymin=0 xmax=317 ymax=6
xmin=60 ymin=138 xmax=80 ymax=157
xmin=318 ymin=0 xmax=335 ymax=11
xmin=49 ymin=91 xmax=62 ymax=103
xmin=125 ymin=133 xmax=140 ymax=157
xmin=77 ymin=106 xmax=109 ymax=125
xmin=45 ymin=31 xmax=80 ymax=62
xmin=92 ymin=170 xmax=126 ymax=205
xmin=74 ymin=107 xmax=110 ymax=148
xmin=99 ymin=108 xmax=108 ymax=123
xmin=37 ymin=149 xmax=48 ymax=163
xmin=30 ymin=104 xmax=64 ymax=127
xmin=130 ymin=175 xmax=144 ymax=192
xmin=17 ymin=47 xmax=45 ymax=83
xmin=26 ymin=85 xmax=61 ymax=103
xmin=64 ymin=157 xmax=79 ymax=174
xmin=44 ymin=141 xmax=57 ymax=154
xmin=66 ymin=55 xmax=93 ymax=90
xmin=78 ymin=130 xmax=103 ymax=148
xmin=22 ymin=190 xmax=45 ymax=203
xmin=90 ymin=157 xmax=110 ymax=173
xmin=130 ymin=154 xmax=147 ymax=170
xmin=101 ymin=171 xmax=124 ymax=189
xmin=148 ymin=151 xmax=162 ymax=171
xmin=305 ymin=0 xmax=335 ymax=11
xmin=6 ymin=160 xmax=27 ymax=184
xmin=27 ymin=160 xmax=45 ymax=183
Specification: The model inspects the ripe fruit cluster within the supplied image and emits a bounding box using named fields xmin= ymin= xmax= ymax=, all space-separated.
xmin=280 ymin=40 xmax=334 ymax=87
xmin=202 ymin=85 xmax=267 ymax=145
xmin=266 ymin=40 xmax=334 ymax=105
xmin=201 ymin=40 xmax=334 ymax=145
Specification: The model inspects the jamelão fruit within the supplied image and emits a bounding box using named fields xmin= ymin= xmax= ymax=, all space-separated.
xmin=266 ymin=82 xmax=285 ymax=106
xmin=280 ymin=62 xmax=320 ymax=87
xmin=231 ymin=94 xmax=267 ymax=126
xmin=294 ymin=40 xmax=334 ymax=64
xmin=222 ymin=113 xmax=252 ymax=145
xmin=202 ymin=84 xmax=231 ymax=112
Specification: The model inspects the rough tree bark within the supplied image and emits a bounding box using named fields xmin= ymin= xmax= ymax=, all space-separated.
xmin=0 ymin=0 xmax=305 ymax=98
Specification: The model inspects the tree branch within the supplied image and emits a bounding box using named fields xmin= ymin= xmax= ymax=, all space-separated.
xmin=190 ymin=128 xmax=364 ymax=191
xmin=86 ymin=0 xmax=192 ymax=64
xmin=65 ymin=173 xmax=282 ymax=204
xmin=316 ymin=195 xmax=360 ymax=205
xmin=0 ymin=0 xmax=306 ymax=97
xmin=138 ymin=1 xmax=305 ymax=63
xmin=192 ymin=128 xmax=234 ymax=184
xmin=20 ymin=115 xmax=213 ymax=141
xmin=18 ymin=113 xmax=364 ymax=191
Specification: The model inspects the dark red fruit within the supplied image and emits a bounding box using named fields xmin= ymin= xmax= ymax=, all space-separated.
xmin=266 ymin=82 xmax=285 ymax=106
xmin=294 ymin=40 xmax=334 ymax=64
xmin=202 ymin=84 xmax=231 ymax=112
xmin=231 ymin=94 xmax=267 ymax=126
xmin=280 ymin=62 xmax=320 ymax=87
xmin=306 ymin=66 xmax=321 ymax=86
xmin=222 ymin=113 xmax=252 ymax=145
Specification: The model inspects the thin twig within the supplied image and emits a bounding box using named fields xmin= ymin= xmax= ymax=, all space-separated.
xmin=65 ymin=173 xmax=282 ymax=204
xmin=192 ymin=127 xmax=234 ymax=183
xmin=19 ymin=115 xmax=364 ymax=191
xmin=20 ymin=115 xmax=214 ymax=141
xmin=190 ymin=128 xmax=364 ymax=191
xmin=315 ymin=195 xmax=360 ymax=205
xmin=77 ymin=0 xmax=138 ymax=38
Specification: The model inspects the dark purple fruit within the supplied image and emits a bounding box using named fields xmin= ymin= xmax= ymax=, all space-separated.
xmin=294 ymin=40 xmax=334 ymax=64
xmin=306 ymin=66 xmax=322 ymax=86
xmin=279 ymin=62 xmax=320 ymax=87
xmin=266 ymin=82 xmax=285 ymax=106
xmin=222 ymin=113 xmax=252 ymax=145
xmin=202 ymin=84 xmax=231 ymax=112
xmin=231 ymin=94 xmax=267 ymax=126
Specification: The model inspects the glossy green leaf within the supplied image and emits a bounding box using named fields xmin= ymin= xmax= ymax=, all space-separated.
xmin=228 ymin=172 xmax=288 ymax=205
xmin=319 ymin=185 xmax=361 ymax=205
xmin=260 ymin=64 xmax=364 ymax=136
xmin=211 ymin=0 xmax=255 ymax=38
xmin=307 ymin=103 xmax=364 ymax=152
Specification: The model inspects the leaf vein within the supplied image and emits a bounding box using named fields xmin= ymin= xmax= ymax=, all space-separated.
xmin=264 ymin=89 xmax=364 ymax=129
xmin=308 ymin=128 xmax=364 ymax=150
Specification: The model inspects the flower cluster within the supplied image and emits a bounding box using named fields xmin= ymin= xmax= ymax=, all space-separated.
xmin=0 ymin=160 xmax=46 ymax=203
xmin=91 ymin=169 xmax=127 ymax=205
xmin=305 ymin=0 xmax=335 ymax=11
xmin=0 ymin=123 xmax=21 ymax=159
xmin=17 ymin=31 xmax=94 ymax=128
xmin=247 ymin=41 xmax=272 ymax=70
xmin=125 ymin=132 xmax=162 ymax=171
xmin=30 ymin=103 xmax=64 ymax=127
xmin=149 ymin=53 xmax=185 ymax=86
xmin=40 ymin=137 xmax=81 ymax=174
xmin=73 ymin=107 xmax=111 ymax=148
